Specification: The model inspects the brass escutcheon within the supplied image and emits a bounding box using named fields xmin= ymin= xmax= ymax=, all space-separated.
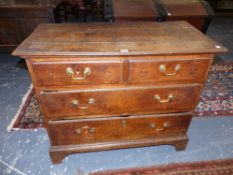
xmin=121 ymin=120 xmax=127 ymax=126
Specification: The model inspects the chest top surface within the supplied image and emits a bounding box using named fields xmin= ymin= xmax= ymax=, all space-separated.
xmin=12 ymin=21 xmax=227 ymax=58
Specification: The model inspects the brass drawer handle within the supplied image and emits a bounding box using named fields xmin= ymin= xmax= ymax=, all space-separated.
xmin=156 ymin=122 xmax=169 ymax=131
xmin=159 ymin=64 xmax=181 ymax=76
xmin=75 ymin=126 xmax=96 ymax=134
xmin=70 ymin=98 xmax=95 ymax=109
xmin=150 ymin=122 xmax=169 ymax=131
xmin=154 ymin=94 xmax=174 ymax=103
xmin=66 ymin=67 xmax=91 ymax=80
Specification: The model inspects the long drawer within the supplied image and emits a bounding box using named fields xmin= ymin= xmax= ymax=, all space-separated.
xmin=48 ymin=112 xmax=192 ymax=146
xmin=40 ymin=85 xmax=201 ymax=118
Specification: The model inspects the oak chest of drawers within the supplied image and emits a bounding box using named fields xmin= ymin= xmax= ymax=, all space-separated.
xmin=12 ymin=21 xmax=226 ymax=164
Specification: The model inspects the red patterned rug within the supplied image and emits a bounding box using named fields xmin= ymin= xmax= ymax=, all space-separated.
xmin=7 ymin=63 xmax=233 ymax=130
xmin=195 ymin=63 xmax=233 ymax=117
xmin=90 ymin=158 xmax=233 ymax=175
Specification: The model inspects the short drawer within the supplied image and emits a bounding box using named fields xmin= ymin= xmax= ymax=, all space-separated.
xmin=48 ymin=112 xmax=192 ymax=146
xmin=128 ymin=59 xmax=211 ymax=84
xmin=40 ymin=85 xmax=201 ymax=118
xmin=32 ymin=61 xmax=124 ymax=86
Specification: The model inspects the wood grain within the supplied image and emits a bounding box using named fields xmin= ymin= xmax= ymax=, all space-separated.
xmin=112 ymin=0 xmax=158 ymax=21
xmin=48 ymin=112 xmax=192 ymax=146
xmin=12 ymin=22 xmax=227 ymax=57
xmin=40 ymin=85 xmax=201 ymax=118
xmin=32 ymin=61 xmax=124 ymax=86
xmin=128 ymin=58 xmax=211 ymax=84
xmin=12 ymin=22 xmax=227 ymax=164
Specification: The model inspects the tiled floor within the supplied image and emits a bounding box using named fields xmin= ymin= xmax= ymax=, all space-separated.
xmin=0 ymin=17 xmax=232 ymax=175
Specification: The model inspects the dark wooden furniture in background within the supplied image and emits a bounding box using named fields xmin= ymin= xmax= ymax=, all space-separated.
xmin=206 ymin=0 xmax=233 ymax=14
xmin=105 ymin=0 xmax=159 ymax=22
xmin=0 ymin=0 xmax=58 ymax=52
xmin=12 ymin=21 xmax=226 ymax=164
xmin=56 ymin=0 xmax=103 ymax=22
xmin=104 ymin=0 xmax=214 ymax=33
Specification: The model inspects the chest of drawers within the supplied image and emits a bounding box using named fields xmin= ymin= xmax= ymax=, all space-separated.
xmin=12 ymin=21 xmax=226 ymax=164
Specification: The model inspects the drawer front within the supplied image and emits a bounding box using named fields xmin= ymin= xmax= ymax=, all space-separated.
xmin=32 ymin=61 xmax=124 ymax=86
xmin=48 ymin=113 xmax=192 ymax=146
xmin=128 ymin=59 xmax=211 ymax=84
xmin=40 ymin=85 xmax=201 ymax=118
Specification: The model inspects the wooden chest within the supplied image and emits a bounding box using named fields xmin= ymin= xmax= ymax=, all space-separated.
xmin=0 ymin=1 xmax=57 ymax=52
xmin=12 ymin=21 xmax=226 ymax=164
xmin=104 ymin=0 xmax=214 ymax=33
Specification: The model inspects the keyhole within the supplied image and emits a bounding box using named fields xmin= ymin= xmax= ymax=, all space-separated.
xmin=76 ymin=69 xmax=80 ymax=75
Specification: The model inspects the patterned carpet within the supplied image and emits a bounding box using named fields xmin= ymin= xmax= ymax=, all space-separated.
xmin=8 ymin=63 xmax=233 ymax=130
xmin=90 ymin=158 xmax=233 ymax=175
xmin=195 ymin=63 xmax=233 ymax=117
